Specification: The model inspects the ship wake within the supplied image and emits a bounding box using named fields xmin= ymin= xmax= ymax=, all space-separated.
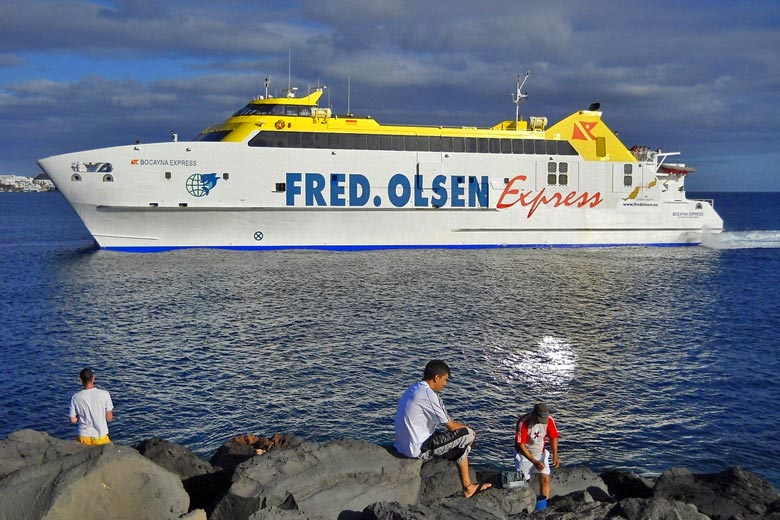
xmin=702 ymin=230 xmax=780 ymax=250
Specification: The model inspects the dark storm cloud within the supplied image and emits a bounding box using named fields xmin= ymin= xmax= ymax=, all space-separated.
xmin=1 ymin=0 xmax=778 ymax=190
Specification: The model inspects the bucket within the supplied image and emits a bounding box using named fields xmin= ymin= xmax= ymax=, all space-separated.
xmin=535 ymin=495 xmax=548 ymax=511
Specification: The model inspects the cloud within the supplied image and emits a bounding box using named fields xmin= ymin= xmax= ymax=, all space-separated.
xmin=0 ymin=0 xmax=778 ymax=190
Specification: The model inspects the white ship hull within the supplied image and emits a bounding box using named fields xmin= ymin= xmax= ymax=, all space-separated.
xmin=39 ymin=140 xmax=723 ymax=251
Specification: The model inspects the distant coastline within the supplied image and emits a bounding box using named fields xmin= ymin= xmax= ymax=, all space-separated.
xmin=0 ymin=174 xmax=55 ymax=192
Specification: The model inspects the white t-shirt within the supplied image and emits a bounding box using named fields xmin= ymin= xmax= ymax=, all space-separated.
xmin=69 ymin=387 xmax=114 ymax=438
xmin=394 ymin=381 xmax=450 ymax=458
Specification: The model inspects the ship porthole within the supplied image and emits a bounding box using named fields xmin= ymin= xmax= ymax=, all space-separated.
xmin=103 ymin=174 xmax=114 ymax=182
xmin=71 ymin=173 xmax=82 ymax=182
xmin=696 ymin=202 xmax=702 ymax=210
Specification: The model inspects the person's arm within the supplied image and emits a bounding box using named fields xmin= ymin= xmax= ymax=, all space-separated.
xmin=516 ymin=441 xmax=545 ymax=471
xmin=68 ymin=397 xmax=78 ymax=424
xmin=550 ymin=436 xmax=559 ymax=468
xmin=444 ymin=419 xmax=470 ymax=432
xmin=106 ymin=410 xmax=114 ymax=422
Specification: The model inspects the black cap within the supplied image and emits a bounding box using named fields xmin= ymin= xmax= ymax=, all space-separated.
xmin=532 ymin=403 xmax=550 ymax=424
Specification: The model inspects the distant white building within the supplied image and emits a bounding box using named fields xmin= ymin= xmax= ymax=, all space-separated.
xmin=0 ymin=174 xmax=55 ymax=192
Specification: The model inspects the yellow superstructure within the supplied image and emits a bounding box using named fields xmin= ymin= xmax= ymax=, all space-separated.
xmin=196 ymin=87 xmax=636 ymax=163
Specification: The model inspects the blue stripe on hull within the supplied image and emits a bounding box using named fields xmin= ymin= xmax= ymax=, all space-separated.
xmin=102 ymin=242 xmax=700 ymax=253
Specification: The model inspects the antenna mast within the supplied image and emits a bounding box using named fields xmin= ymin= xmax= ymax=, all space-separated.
xmin=513 ymin=69 xmax=531 ymax=129
xmin=347 ymin=74 xmax=351 ymax=116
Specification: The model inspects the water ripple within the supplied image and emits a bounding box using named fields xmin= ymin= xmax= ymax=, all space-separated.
xmin=1 ymin=194 xmax=779 ymax=487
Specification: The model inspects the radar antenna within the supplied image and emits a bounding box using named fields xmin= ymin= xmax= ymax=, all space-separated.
xmin=512 ymin=69 xmax=531 ymax=129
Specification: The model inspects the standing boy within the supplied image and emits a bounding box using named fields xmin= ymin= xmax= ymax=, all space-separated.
xmin=69 ymin=368 xmax=114 ymax=445
xmin=515 ymin=403 xmax=560 ymax=504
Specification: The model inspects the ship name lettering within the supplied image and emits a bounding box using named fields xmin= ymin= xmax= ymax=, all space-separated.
xmin=137 ymin=159 xmax=198 ymax=167
xmin=497 ymin=175 xmax=603 ymax=217
xmin=285 ymin=173 xmax=489 ymax=208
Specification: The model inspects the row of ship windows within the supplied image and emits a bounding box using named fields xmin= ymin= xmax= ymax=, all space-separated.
xmin=242 ymin=131 xmax=580 ymax=156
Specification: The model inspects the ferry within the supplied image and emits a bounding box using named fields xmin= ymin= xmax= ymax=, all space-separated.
xmin=38 ymin=74 xmax=723 ymax=251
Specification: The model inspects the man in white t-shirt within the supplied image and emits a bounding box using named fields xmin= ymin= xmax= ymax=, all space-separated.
xmin=69 ymin=368 xmax=114 ymax=445
xmin=394 ymin=360 xmax=492 ymax=498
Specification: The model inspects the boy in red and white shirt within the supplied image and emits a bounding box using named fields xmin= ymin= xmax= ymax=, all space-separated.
xmin=514 ymin=403 xmax=560 ymax=500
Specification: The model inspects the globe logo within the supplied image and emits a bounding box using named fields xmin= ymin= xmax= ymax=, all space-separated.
xmin=186 ymin=174 xmax=206 ymax=197
xmin=185 ymin=173 xmax=219 ymax=197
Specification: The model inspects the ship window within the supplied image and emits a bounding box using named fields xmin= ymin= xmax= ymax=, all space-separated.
xmin=623 ymin=163 xmax=633 ymax=186
xmin=195 ymin=130 xmax=231 ymax=142
xmin=298 ymin=107 xmax=313 ymax=116
xmin=314 ymin=133 xmax=329 ymax=149
xmin=547 ymin=161 xmax=557 ymax=185
xmin=165 ymin=171 xmax=171 ymax=179
xmin=366 ymin=134 xmax=379 ymax=150
xmin=440 ymin=137 xmax=453 ymax=152
xmin=557 ymin=141 xmax=577 ymax=155
xmin=103 ymin=174 xmax=114 ymax=182
xmin=501 ymin=139 xmax=512 ymax=154
xmin=524 ymin=140 xmax=536 ymax=154
xmin=453 ymin=138 xmax=465 ymax=153
xmin=534 ymin=140 xmax=546 ymax=154
xmin=222 ymin=173 xmax=229 ymax=180
xmin=341 ymin=133 xmax=355 ymax=149
xmin=353 ymin=133 xmax=367 ymax=150
xmin=301 ymin=132 xmax=315 ymax=148
xmin=270 ymin=105 xmax=285 ymax=115
xmin=233 ymin=103 xmax=279 ymax=116
xmin=511 ymin=140 xmax=523 ymax=154
xmin=287 ymin=132 xmax=302 ymax=148
xmin=465 ymin=137 xmax=477 ymax=153
xmin=411 ymin=135 xmax=428 ymax=151
xmin=558 ymin=162 xmax=568 ymax=185
xmin=429 ymin=136 xmax=441 ymax=152
xmin=71 ymin=173 xmax=81 ymax=182
xmin=546 ymin=140 xmax=557 ymax=155
xmin=477 ymin=138 xmax=489 ymax=153
xmin=489 ymin=139 xmax=501 ymax=153
xmin=380 ymin=135 xmax=392 ymax=150
xmin=392 ymin=135 xmax=405 ymax=151
xmin=248 ymin=132 xmax=273 ymax=147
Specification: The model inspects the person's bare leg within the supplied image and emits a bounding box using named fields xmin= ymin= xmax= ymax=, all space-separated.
xmin=539 ymin=474 xmax=550 ymax=498
xmin=459 ymin=457 xmax=493 ymax=497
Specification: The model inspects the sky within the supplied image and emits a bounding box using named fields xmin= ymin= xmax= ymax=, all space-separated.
xmin=1 ymin=0 xmax=778 ymax=191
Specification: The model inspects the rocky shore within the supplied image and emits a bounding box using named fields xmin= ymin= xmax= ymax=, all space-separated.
xmin=1 ymin=429 xmax=778 ymax=520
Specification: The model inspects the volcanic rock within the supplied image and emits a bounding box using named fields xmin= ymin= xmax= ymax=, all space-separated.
xmin=0 ymin=440 xmax=190 ymax=519
xmin=211 ymin=438 xmax=421 ymax=520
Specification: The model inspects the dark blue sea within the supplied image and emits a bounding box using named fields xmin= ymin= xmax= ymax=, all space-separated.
xmin=1 ymin=192 xmax=779 ymax=487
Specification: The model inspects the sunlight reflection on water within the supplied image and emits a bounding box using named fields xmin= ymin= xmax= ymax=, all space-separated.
xmin=494 ymin=336 xmax=577 ymax=388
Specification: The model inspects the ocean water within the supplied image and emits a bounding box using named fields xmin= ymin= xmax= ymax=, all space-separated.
xmin=1 ymin=192 xmax=779 ymax=487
